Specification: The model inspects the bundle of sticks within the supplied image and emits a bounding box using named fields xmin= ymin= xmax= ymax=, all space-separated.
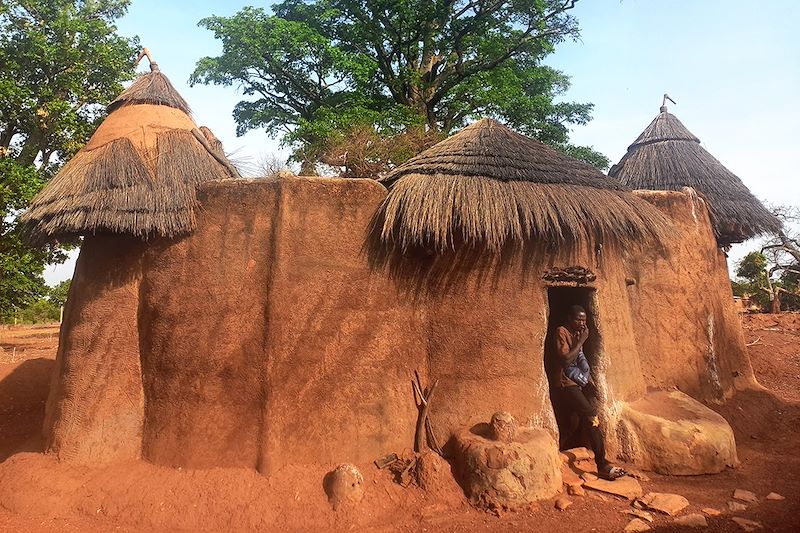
xmin=542 ymin=266 xmax=597 ymax=284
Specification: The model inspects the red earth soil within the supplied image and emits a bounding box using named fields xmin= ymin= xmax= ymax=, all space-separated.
xmin=0 ymin=314 xmax=798 ymax=532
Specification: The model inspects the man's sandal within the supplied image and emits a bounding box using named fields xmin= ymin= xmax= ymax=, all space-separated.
xmin=598 ymin=465 xmax=627 ymax=480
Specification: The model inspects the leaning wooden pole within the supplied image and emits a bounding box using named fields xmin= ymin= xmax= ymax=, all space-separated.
xmin=412 ymin=370 xmax=441 ymax=454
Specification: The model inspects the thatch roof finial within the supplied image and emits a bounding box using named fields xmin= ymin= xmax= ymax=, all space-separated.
xmin=107 ymin=49 xmax=188 ymax=113
xmin=135 ymin=47 xmax=159 ymax=72
xmin=661 ymin=93 xmax=676 ymax=113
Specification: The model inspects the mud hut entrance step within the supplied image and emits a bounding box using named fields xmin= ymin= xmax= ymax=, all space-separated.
xmin=544 ymin=286 xmax=602 ymax=451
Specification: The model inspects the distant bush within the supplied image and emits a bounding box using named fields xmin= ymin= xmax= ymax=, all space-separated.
xmin=2 ymin=279 xmax=70 ymax=324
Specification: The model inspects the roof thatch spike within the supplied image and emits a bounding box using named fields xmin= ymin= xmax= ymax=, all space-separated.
xmin=135 ymin=47 xmax=159 ymax=72
xmin=661 ymin=93 xmax=676 ymax=113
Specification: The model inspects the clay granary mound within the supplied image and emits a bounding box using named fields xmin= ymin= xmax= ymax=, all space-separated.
xmin=608 ymin=100 xmax=781 ymax=245
xmin=29 ymin=92 xmax=757 ymax=512
xmin=22 ymin=50 xmax=239 ymax=243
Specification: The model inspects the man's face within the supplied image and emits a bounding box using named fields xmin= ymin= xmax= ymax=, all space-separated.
xmin=568 ymin=311 xmax=587 ymax=332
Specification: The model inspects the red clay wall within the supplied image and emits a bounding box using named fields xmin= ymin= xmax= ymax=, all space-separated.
xmin=422 ymin=264 xmax=551 ymax=443
xmin=626 ymin=190 xmax=755 ymax=401
xmin=138 ymin=178 xmax=427 ymax=473
xmin=45 ymin=179 xmax=749 ymax=471
xmin=252 ymin=178 xmax=427 ymax=473
xmin=43 ymin=235 xmax=145 ymax=462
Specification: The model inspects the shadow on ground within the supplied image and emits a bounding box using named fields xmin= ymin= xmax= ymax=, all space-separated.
xmin=0 ymin=357 xmax=53 ymax=462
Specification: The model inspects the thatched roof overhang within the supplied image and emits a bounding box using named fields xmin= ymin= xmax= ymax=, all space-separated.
xmin=375 ymin=119 xmax=673 ymax=256
xmin=608 ymin=106 xmax=781 ymax=245
xmin=22 ymin=61 xmax=239 ymax=243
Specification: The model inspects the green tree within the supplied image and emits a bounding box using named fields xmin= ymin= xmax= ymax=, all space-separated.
xmin=191 ymin=0 xmax=609 ymax=175
xmin=735 ymin=229 xmax=800 ymax=313
xmin=0 ymin=0 xmax=138 ymax=319
xmin=48 ymin=279 xmax=71 ymax=308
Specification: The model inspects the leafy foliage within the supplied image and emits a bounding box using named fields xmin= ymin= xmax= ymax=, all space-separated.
xmin=47 ymin=279 xmax=71 ymax=308
xmin=192 ymin=0 xmax=609 ymax=174
xmin=0 ymin=0 xmax=137 ymax=319
xmin=734 ymin=206 xmax=800 ymax=312
xmin=10 ymin=280 xmax=70 ymax=323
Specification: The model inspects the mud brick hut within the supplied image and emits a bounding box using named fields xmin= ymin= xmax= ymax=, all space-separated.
xmin=608 ymin=101 xmax=781 ymax=246
xmin=24 ymin=74 xmax=755 ymax=496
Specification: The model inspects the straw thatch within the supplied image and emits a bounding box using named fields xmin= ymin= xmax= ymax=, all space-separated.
xmin=23 ymin=63 xmax=239 ymax=242
xmin=107 ymin=62 xmax=191 ymax=115
xmin=608 ymin=106 xmax=781 ymax=245
xmin=374 ymin=119 xmax=673 ymax=255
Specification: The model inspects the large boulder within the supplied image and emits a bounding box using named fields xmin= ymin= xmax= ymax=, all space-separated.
xmin=616 ymin=390 xmax=738 ymax=474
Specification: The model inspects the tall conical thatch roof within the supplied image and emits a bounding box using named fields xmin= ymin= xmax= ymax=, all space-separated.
xmin=375 ymin=119 xmax=672 ymax=254
xmin=608 ymin=105 xmax=781 ymax=245
xmin=22 ymin=55 xmax=239 ymax=242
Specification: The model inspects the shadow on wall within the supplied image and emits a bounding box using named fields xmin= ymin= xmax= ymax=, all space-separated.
xmin=0 ymin=358 xmax=53 ymax=462
xmin=362 ymin=210 xmax=597 ymax=300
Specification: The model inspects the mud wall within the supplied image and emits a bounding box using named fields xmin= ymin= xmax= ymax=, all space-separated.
xmin=138 ymin=178 xmax=427 ymax=473
xmin=45 ymin=179 xmax=750 ymax=471
xmin=626 ymin=190 xmax=754 ymax=401
xmin=423 ymin=264 xmax=551 ymax=443
xmin=44 ymin=235 xmax=145 ymax=462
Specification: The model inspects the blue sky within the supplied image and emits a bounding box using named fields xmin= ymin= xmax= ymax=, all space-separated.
xmin=44 ymin=0 xmax=800 ymax=283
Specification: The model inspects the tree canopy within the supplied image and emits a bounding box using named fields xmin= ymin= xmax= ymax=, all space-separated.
xmin=0 ymin=0 xmax=138 ymax=319
xmin=191 ymin=0 xmax=609 ymax=175
xmin=733 ymin=206 xmax=800 ymax=313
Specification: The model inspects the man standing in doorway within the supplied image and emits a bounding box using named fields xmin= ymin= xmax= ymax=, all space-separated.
xmin=551 ymin=304 xmax=624 ymax=480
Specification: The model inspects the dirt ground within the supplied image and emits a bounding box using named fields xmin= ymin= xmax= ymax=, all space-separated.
xmin=0 ymin=314 xmax=798 ymax=532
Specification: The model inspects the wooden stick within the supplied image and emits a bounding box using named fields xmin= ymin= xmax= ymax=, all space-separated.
xmin=414 ymin=376 xmax=438 ymax=453
xmin=191 ymin=128 xmax=241 ymax=178
xmin=425 ymin=416 xmax=443 ymax=455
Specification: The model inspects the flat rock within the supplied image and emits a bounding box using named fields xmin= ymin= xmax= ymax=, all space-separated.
xmin=727 ymin=500 xmax=747 ymax=512
xmin=731 ymin=517 xmax=763 ymax=531
xmin=701 ymin=507 xmax=721 ymax=516
xmin=561 ymin=467 xmax=583 ymax=486
xmin=639 ymin=492 xmax=689 ymax=516
xmin=584 ymin=477 xmax=643 ymax=500
xmin=581 ymin=472 xmax=598 ymax=481
xmin=567 ymin=483 xmax=586 ymax=497
xmin=622 ymin=509 xmax=654 ymax=522
xmin=732 ymin=489 xmax=758 ymax=503
xmin=674 ymin=513 xmax=708 ymax=528
xmin=626 ymin=469 xmax=651 ymax=482
xmin=563 ymin=447 xmax=593 ymax=462
xmin=624 ymin=518 xmax=651 ymax=532
xmin=765 ymin=492 xmax=785 ymax=501
xmin=555 ymin=496 xmax=572 ymax=510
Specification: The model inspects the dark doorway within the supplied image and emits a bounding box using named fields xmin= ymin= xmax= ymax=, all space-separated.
xmin=544 ymin=286 xmax=602 ymax=451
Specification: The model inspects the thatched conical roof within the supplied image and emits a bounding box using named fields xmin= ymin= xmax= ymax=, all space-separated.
xmin=107 ymin=61 xmax=191 ymax=114
xmin=608 ymin=105 xmax=781 ymax=245
xmin=22 ymin=56 xmax=239 ymax=242
xmin=375 ymin=118 xmax=672 ymax=254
